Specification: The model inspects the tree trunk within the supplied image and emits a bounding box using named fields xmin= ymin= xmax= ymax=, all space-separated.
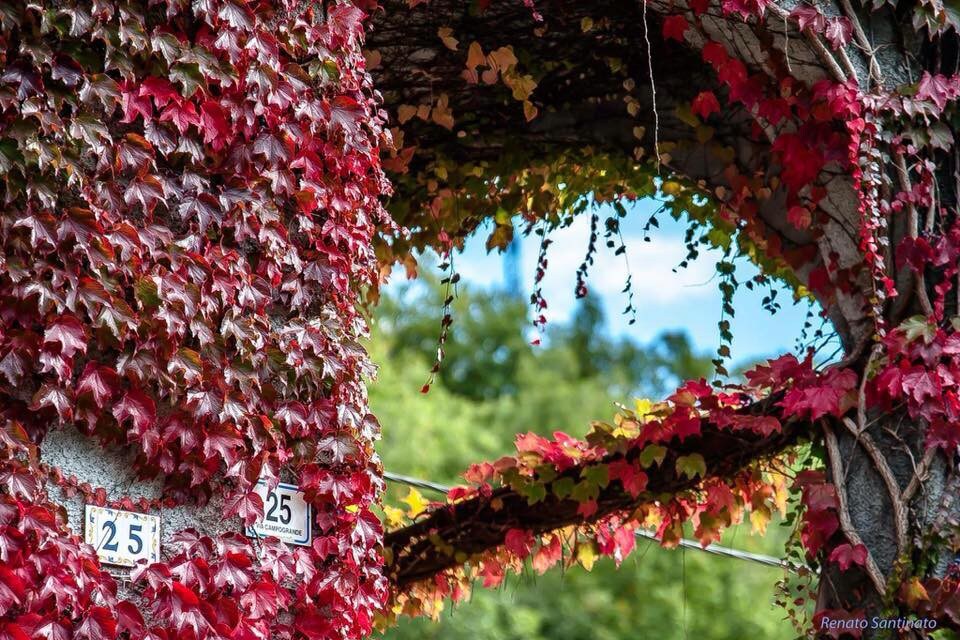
xmin=371 ymin=0 xmax=960 ymax=632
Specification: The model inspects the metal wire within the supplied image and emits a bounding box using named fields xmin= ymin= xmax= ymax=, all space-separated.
xmin=383 ymin=470 xmax=800 ymax=573
xmin=383 ymin=471 xmax=454 ymax=495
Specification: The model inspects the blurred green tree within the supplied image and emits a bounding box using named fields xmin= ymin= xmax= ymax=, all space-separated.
xmin=369 ymin=277 xmax=795 ymax=640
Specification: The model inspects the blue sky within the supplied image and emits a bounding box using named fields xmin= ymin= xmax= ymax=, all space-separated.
xmin=385 ymin=198 xmax=823 ymax=366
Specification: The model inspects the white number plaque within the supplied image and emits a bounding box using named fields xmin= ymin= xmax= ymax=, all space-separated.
xmin=84 ymin=505 xmax=160 ymax=567
xmin=246 ymin=480 xmax=312 ymax=546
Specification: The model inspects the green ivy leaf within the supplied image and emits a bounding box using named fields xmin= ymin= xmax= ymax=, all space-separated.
xmin=552 ymin=477 xmax=575 ymax=500
xmin=638 ymin=444 xmax=667 ymax=468
xmin=517 ymin=481 xmax=547 ymax=505
xmin=676 ymin=453 xmax=706 ymax=480
xmin=901 ymin=315 xmax=936 ymax=344
xmin=570 ymin=479 xmax=600 ymax=503
xmin=134 ymin=278 xmax=160 ymax=309
xmin=580 ymin=464 xmax=609 ymax=489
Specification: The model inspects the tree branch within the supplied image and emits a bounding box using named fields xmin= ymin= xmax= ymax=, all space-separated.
xmin=823 ymin=421 xmax=888 ymax=595
xmin=384 ymin=392 xmax=808 ymax=588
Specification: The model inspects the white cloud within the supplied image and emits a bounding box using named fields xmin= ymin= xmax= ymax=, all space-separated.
xmin=517 ymin=214 xmax=717 ymax=324
xmin=381 ymin=206 xmax=816 ymax=360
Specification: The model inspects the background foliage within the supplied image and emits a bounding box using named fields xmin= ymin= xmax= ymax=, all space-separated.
xmin=369 ymin=274 xmax=796 ymax=639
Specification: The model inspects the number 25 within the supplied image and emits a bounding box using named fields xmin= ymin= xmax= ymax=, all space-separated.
xmin=101 ymin=521 xmax=144 ymax=555
xmin=265 ymin=492 xmax=292 ymax=524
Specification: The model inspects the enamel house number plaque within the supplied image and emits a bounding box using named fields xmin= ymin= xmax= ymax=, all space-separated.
xmin=84 ymin=505 xmax=161 ymax=567
xmin=246 ymin=479 xmax=312 ymax=546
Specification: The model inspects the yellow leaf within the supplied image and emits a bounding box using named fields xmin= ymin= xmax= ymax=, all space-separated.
xmin=576 ymin=541 xmax=597 ymax=571
xmin=397 ymin=104 xmax=417 ymax=124
xmin=507 ymin=73 xmax=537 ymax=101
xmin=437 ymin=26 xmax=459 ymax=51
xmin=661 ymin=181 xmax=683 ymax=196
xmin=466 ymin=41 xmax=485 ymax=71
xmin=635 ymin=398 xmax=654 ymax=416
xmin=750 ymin=506 xmax=771 ymax=535
xmin=363 ymin=49 xmax=382 ymax=69
xmin=431 ymin=94 xmax=455 ymax=130
xmin=774 ymin=478 xmax=788 ymax=516
xmin=402 ymin=488 xmax=430 ymax=517
xmin=900 ymin=577 xmax=930 ymax=610
xmin=523 ymin=100 xmax=538 ymax=122
xmin=383 ymin=505 xmax=406 ymax=528
xmin=487 ymin=46 xmax=518 ymax=72
xmin=580 ymin=16 xmax=594 ymax=31
xmin=611 ymin=417 xmax=640 ymax=439
xmin=675 ymin=103 xmax=700 ymax=128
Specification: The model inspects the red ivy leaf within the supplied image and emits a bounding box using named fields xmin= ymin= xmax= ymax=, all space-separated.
xmin=43 ymin=315 xmax=87 ymax=358
xmin=160 ymin=100 xmax=199 ymax=133
xmin=790 ymin=4 xmax=825 ymax=31
xmin=0 ymin=566 xmax=25 ymax=616
xmin=241 ymin=580 xmax=288 ymax=619
xmin=213 ymin=551 xmax=253 ymax=591
xmin=787 ymin=205 xmax=812 ymax=230
xmin=503 ymin=528 xmax=534 ymax=559
xmin=0 ymin=622 xmax=29 ymax=640
xmin=77 ymin=363 xmax=121 ymax=408
xmin=689 ymin=0 xmax=710 ymax=14
xmin=691 ymin=90 xmax=721 ymax=119
xmin=199 ymin=100 xmax=231 ymax=147
xmin=296 ymin=610 xmax=334 ymax=640
xmin=139 ymin=76 xmax=180 ymax=108
xmin=202 ymin=425 xmax=244 ymax=466
xmin=115 ymin=602 xmax=145 ymax=637
xmin=828 ymin=543 xmax=868 ymax=570
xmin=531 ymin=535 xmax=562 ymax=574
xmin=74 ymin=606 xmax=118 ymax=640
xmin=727 ymin=414 xmax=782 ymax=436
xmin=113 ymin=388 xmax=157 ymax=434
xmin=31 ymin=619 xmax=70 ymax=640
xmin=701 ymin=41 xmax=729 ymax=69
xmin=801 ymin=508 xmax=839 ymax=556
xmin=917 ymin=72 xmax=957 ymax=111
xmin=328 ymin=95 xmax=364 ymax=138
xmin=771 ymin=132 xmax=825 ymax=193
xmin=0 ymin=467 xmax=38 ymax=500
xmin=722 ymin=0 xmax=768 ymax=19
xmin=824 ymin=17 xmax=853 ymax=50
xmin=224 ymin=490 xmax=264 ymax=526
xmin=481 ymin=559 xmax=505 ymax=588
xmin=902 ymin=366 xmax=942 ymax=406
xmin=662 ymin=15 xmax=689 ymax=42
xmin=577 ymin=499 xmax=599 ymax=518
xmin=608 ymin=460 xmax=648 ymax=498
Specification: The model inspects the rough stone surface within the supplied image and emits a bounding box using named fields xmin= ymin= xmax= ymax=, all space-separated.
xmin=40 ymin=427 xmax=236 ymax=579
